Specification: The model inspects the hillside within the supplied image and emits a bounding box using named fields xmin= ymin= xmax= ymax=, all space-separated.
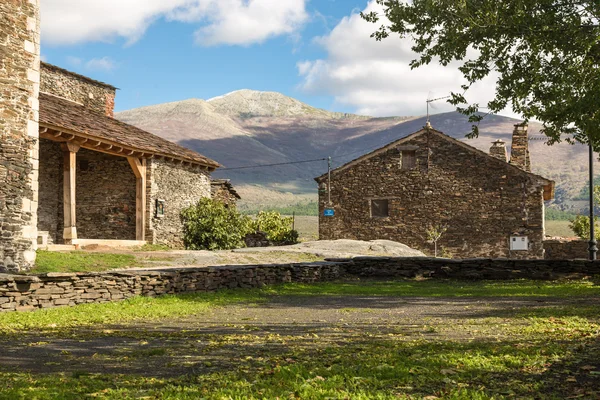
xmin=116 ymin=90 xmax=596 ymax=212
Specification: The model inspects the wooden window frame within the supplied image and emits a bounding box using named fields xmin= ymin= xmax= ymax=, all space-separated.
xmin=401 ymin=150 xmax=416 ymax=170
xmin=370 ymin=199 xmax=389 ymax=218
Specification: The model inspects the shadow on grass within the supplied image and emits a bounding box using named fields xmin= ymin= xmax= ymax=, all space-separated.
xmin=0 ymin=328 xmax=598 ymax=399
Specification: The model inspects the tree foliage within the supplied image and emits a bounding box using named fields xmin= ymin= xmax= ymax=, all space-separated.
xmin=251 ymin=211 xmax=299 ymax=245
xmin=570 ymin=186 xmax=600 ymax=239
xmin=362 ymin=0 xmax=600 ymax=145
xmin=181 ymin=198 xmax=252 ymax=250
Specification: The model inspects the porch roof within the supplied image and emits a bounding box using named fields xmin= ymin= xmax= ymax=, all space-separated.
xmin=39 ymin=93 xmax=220 ymax=169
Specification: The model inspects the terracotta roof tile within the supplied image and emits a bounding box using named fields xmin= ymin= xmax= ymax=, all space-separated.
xmin=39 ymin=93 xmax=220 ymax=168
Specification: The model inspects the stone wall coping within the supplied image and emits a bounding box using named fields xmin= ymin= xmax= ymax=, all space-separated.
xmin=543 ymin=238 xmax=585 ymax=244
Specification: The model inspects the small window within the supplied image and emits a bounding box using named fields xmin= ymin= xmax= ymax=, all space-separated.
xmin=401 ymin=150 xmax=416 ymax=170
xmin=371 ymin=199 xmax=389 ymax=218
xmin=79 ymin=160 xmax=90 ymax=172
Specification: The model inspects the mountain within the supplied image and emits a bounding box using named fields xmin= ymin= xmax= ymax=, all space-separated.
xmin=116 ymin=90 xmax=596 ymax=212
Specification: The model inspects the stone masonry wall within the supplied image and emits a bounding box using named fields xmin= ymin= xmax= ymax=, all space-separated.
xmin=211 ymin=184 xmax=238 ymax=207
xmin=37 ymin=144 xmax=136 ymax=243
xmin=147 ymin=159 xmax=211 ymax=247
xmin=0 ymin=257 xmax=598 ymax=312
xmin=0 ymin=0 xmax=41 ymax=272
xmin=544 ymin=239 xmax=589 ymax=260
xmin=318 ymin=130 xmax=547 ymax=259
xmin=40 ymin=63 xmax=116 ymax=117
xmin=76 ymin=149 xmax=136 ymax=240
xmin=37 ymin=139 xmax=62 ymax=244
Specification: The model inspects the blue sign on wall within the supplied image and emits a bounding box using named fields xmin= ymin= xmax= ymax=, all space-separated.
xmin=324 ymin=208 xmax=335 ymax=217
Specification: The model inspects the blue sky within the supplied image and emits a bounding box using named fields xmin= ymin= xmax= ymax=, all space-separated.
xmin=40 ymin=0 xmax=501 ymax=117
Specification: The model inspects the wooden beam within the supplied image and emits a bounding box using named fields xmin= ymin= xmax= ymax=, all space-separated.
xmin=128 ymin=157 xmax=147 ymax=241
xmin=61 ymin=143 xmax=80 ymax=244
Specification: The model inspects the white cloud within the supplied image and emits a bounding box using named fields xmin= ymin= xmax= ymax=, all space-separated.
xmin=298 ymin=1 xmax=506 ymax=118
xmin=41 ymin=0 xmax=308 ymax=47
xmin=65 ymin=56 xmax=82 ymax=67
xmin=85 ymin=57 xmax=117 ymax=72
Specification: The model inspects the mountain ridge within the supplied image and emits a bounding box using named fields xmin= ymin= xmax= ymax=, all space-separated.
xmin=116 ymin=89 xmax=595 ymax=211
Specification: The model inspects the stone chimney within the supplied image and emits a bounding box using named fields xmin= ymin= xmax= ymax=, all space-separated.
xmin=489 ymin=139 xmax=508 ymax=162
xmin=509 ymin=123 xmax=531 ymax=172
xmin=0 ymin=0 xmax=41 ymax=272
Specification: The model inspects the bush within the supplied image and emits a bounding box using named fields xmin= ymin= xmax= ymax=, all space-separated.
xmin=251 ymin=211 xmax=299 ymax=245
xmin=181 ymin=198 xmax=251 ymax=250
xmin=569 ymin=215 xmax=600 ymax=240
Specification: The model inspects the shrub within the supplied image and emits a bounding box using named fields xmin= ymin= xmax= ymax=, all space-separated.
xmin=251 ymin=211 xmax=299 ymax=245
xmin=181 ymin=198 xmax=252 ymax=250
xmin=569 ymin=215 xmax=600 ymax=240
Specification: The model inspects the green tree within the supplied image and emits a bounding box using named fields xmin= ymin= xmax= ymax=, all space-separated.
xmin=570 ymin=186 xmax=600 ymax=239
xmin=251 ymin=211 xmax=299 ymax=245
xmin=362 ymin=0 xmax=600 ymax=144
xmin=181 ymin=198 xmax=252 ymax=250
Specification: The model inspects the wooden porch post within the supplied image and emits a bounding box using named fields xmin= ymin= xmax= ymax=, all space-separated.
xmin=128 ymin=157 xmax=146 ymax=241
xmin=61 ymin=142 xmax=80 ymax=244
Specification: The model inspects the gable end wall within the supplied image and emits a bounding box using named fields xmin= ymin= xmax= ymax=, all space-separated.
xmin=318 ymin=131 xmax=546 ymax=259
xmin=40 ymin=64 xmax=116 ymax=117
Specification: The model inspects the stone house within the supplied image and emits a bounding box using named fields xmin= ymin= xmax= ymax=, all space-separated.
xmin=37 ymin=63 xmax=220 ymax=249
xmin=211 ymin=179 xmax=241 ymax=207
xmin=315 ymin=124 xmax=555 ymax=259
xmin=0 ymin=0 xmax=222 ymax=271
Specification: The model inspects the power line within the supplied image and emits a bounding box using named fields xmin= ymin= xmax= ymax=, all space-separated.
xmin=219 ymin=158 xmax=328 ymax=171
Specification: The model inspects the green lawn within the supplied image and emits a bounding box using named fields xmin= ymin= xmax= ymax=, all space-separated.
xmin=32 ymin=251 xmax=141 ymax=274
xmin=0 ymin=279 xmax=598 ymax=399
xmin=545 ymin=220 xmax=576 ymax=237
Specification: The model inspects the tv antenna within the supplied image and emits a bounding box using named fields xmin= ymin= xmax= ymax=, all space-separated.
xmin=426 ymin=94 xmax=452 ymax=124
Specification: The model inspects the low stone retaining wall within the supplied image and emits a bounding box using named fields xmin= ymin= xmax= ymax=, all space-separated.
xmin=0 ymin=263 xmax=343 ymax=312
xmin=344 ymin=257 xmax=599 ymax=280
xmin=0 ymin=257 xmax=598 ymax=312
xmin=543 ymin=239 xmax=589 ymax=260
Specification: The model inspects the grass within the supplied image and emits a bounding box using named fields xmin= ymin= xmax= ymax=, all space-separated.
xmin=262 ymin=278 xmax=600 ymax=298
xmin=545 ymin=220 xmax=576 ymax=237
xmin=32 ymin=251 xmax=141 ymax=274
xmin=0 ymin=279 xmax=598 ymax=399
xmin=0 ymin=289 xmax=264 ymax=332
xmin=0 ymin=279 xmax=597 ymax=333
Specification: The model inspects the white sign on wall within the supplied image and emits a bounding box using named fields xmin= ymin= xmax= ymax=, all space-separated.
xmin=510 ymin=236 xmax=529 ymax=251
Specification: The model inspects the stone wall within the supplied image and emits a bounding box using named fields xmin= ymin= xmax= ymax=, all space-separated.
xmin=147 ymin=159 xmax=211 ymax=247
xmin=37 ymin=139 xmax=62 ymax=243
xmin=0 ymin=257 xmax=598 ymax=312
xmin=76 ymin=149 xmax=136 ymax=240
xmin=0 ymin=263 xmax=342 ymax=312
xmin=0 ymin=0 xmax=41 ymax=272
xmin=544 ymin=239 xmax=589 ymax=260
xmin=317 ymin=129 xmax=548 ymax=259
xmin=211 ymin=180 xmax=239 ymax=207
xmin=37 ymin=144 xmax=136 ymax=243
xmin=40 ymin=63 xmax=116 ymax=117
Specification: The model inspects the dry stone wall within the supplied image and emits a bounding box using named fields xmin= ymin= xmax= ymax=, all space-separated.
xmin=147 ymin=159 xmax=211 ymax=247
xmin=318 ymin=130 xmax=548 ymax=259
xmin=0 ymin=0 xmax=41 ymax=272
xmin=544 ymin=239 xmax=589 ymax=260
xmin=0 ymin=257 xmax=598 ymax=312
xmin=37 ymin=139 xmax=63 ymax=243
xmin=37 ymin=144 xmax=137 ymax=242
xmin=0 ymin=263 xmax=342 ymax=312
xmin=40 ymin=63 xmax=116 ymax=117
xmin=76 ymin=149 xmax=136 ymax=240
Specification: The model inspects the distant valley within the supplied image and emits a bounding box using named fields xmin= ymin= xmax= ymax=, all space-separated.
xmin=116 ymin=89 xmax=596 ymax=213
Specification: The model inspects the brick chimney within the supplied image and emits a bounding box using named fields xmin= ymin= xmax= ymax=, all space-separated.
xmin=489 ymin=139 xmax=508 ymax=162
xmin=509 ymin=123 xmax=531 ymax=172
